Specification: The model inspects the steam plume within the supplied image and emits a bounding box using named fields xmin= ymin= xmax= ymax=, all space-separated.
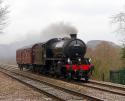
xmin=40 ymin=22 xmax=78 ymax=41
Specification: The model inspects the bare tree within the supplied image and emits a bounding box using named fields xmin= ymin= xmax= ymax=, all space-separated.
xmin=112 ymin=12 xmax=125 ymax=35
xmin=111 ymin=10 xmax=125 ymax=64
xmin=0 ymin=0 xmax=8 ymax=33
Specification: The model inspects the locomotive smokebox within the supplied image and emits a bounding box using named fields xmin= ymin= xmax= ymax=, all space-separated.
xmin=70 ymin=34 xmax=77 ymax=39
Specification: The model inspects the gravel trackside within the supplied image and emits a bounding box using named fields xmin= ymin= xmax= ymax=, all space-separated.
xmin=0 ymin=72 xmax=55 ymax=101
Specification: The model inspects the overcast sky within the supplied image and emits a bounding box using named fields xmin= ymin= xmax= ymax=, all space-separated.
xmin=1 ymin=0 xmax=125 ymax=45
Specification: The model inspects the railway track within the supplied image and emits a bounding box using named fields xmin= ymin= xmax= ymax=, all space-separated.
xmin=0 ymin=64 xmax=103 ymax=101
xmin=85 ymin=80 xmax=125 ymax=96
xmin=0 ymin=64 xmax=125 ymax=101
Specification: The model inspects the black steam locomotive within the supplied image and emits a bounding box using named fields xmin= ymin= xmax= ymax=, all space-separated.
xmin=16 ymin=34 xmax=94 ymax=82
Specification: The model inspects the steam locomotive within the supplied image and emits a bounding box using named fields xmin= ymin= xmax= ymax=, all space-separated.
xmin=16 ymin=34 xmax=94 ymax=82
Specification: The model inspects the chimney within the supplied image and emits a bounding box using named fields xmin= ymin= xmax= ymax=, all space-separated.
xmin=70 ymin=34 xmax=77 ymax=39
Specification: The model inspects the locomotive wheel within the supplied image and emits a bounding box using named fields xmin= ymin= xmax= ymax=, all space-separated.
xmin=77 ymin=76 xmax=81 ymax=81
xmin=66 ymin=72 xmax=75 ymax=80
xmin=85 ymin=76 xmax=89 ymax=82
xmin=67 ymin=72 xmax=72 ymax=80
xmin=19 ymin=65 xmax=23 ymax=71
xmin=61 ymin=67 xmax=67 ymax=78
xmin=21 ymin=67 xmax=23 ymax=71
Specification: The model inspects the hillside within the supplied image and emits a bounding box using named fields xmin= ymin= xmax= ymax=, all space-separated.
xmin=87 ymin=40 xmax=120 ymax=49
